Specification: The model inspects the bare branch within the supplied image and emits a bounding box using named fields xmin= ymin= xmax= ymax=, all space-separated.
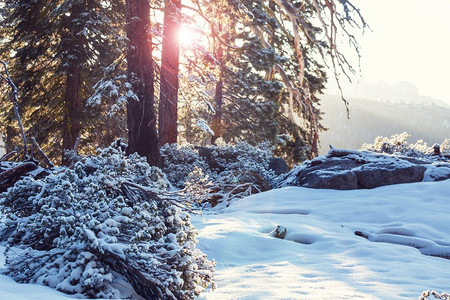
xmin=0 ymin=151 xmax=17 ymax=162
xmin=73 ymin=136 xmax=81 ymax=153
xmin=31 ymin=137 xmax=55 ymax=169
xmin=0 ymin=60 xmax=28 ymax=158
xmin=272 ymin=63 xmax=296 ymax=121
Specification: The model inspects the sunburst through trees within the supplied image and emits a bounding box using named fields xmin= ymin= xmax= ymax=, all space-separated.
xmin=0 ymin=0 xmax=366 ymax=166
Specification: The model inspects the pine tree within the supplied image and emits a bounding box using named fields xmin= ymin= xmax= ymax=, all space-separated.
xmin=0 ymin=0 xmax=125 ymax=163
xmin=125 ymin=0 xmax=161 ymax=166
xmin=0 ymin=0 xmax=366 ymax=167
xmin=182 ymin=0 xmax=366 ymax=164
xmin=159 ymin=0 xmax=182 ymax=146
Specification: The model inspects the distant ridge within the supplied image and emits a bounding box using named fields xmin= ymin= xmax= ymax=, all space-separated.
xmin=329 ymin=80 xmax=450 ymax=108
xmin=319 ymin=93 xmax=450 ymax=154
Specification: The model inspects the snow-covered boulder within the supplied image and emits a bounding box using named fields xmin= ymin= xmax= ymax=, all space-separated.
xmin=423 ymin=163 xmax=450 ymax=181
xmin=354 ymin=163 xmax=425 ymax=189
xmin=277 ymin=148 xmax=450 ymax=190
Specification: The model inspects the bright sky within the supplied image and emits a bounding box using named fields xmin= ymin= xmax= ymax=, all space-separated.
xmin=328 ymin=0 xmax=450 ymax=104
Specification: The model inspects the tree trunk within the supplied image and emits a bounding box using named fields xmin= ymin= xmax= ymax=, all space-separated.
xmin=4 ymin=126 xmax=16 ymax=154
xmin=62 ymin=63 xmax=81 ymax=163
xmin=211 ymin=77 xmax=223 ymax=145
xmin=61 ymin=3 xmax=84 ymax=165
xmin=159 ymin=0 xmax=181 ymax=146
xmin=125 ymin=0 xmax=160 ymax=167
xmin=211 ymin=24 xmax=224 ymax=145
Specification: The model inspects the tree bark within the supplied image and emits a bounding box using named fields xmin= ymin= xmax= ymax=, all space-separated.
xmin=211 ymin=24 xmax=224 ymax=145
xmin=211 ymin=77 xmax=223 ymax=145
xmin=4 ymin=126 xmax=16 ymax=154
xmin=62 ymin=63 xmax=81 ymax=164
xmin=61 ymin=3 xmax=84 ymax=165
xmin=125 ymin=0 xmax=160 ymax=166
xmin=159 ymin=0 xmax=181 ymax=146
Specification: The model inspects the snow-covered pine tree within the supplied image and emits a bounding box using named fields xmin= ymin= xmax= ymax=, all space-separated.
xmin=0 ymin=0 xmax=125 ymax=162
xmin=172 ymin=0 xmax=285 ymax=148
xmin=182 ymin=0 xmax=366 ymax=165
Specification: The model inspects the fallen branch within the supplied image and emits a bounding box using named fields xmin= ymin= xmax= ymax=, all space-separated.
xmin=90 ymin=241 xmax=169 ymax=300
xmin=123 ymin=180 xmax=202 ymax=214
xmin=0 ymin=162 xmax=37 ymax=191
xmin=0 ymin=151 xmax=17 ymax=162
xmin=31 ymin=137 xmax=55 ymax=168
xmin=0 ymin=162 xmax=37 ymax=179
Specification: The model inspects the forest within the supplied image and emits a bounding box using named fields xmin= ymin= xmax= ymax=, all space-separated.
xmin=3 ymin=1 xmax=448 ymax=300
xmin=0 ymin=0 xmax=367 ymax=166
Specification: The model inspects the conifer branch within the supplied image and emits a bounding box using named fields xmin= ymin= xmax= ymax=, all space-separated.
xmin=182 ymin=2 xmax=241 ymax=50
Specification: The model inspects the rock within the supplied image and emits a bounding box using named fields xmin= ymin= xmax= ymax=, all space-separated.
xmin=196 ymin=146 xmax=222 ymax=171
xmin=291 ymin=155 xmax=362 ymax=190
xmin=423 ymin=164 xmax=450 ymax=181
xmin=268 ymin=157 xmax=289 ymax=175
xmin=299 ymin=170 xmax=358 ymax=190
xmin=196 ymin=146 xmax=239 ymax=172
xmin=270 ymin=225 xmax=287 ymax=239
xmin=277 ymin=148 xmax=444 ymax=190
xmin=354 ymin=164 xmax=425 ymax=189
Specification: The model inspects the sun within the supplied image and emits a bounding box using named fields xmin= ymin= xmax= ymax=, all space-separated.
xmin=178 ymin=25 xmax=200 ymax=48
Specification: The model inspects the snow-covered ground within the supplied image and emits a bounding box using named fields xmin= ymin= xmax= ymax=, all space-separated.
xmin=1 ymin=180 xmax=450 ymax=299
xmin=0 ymin=246 xmax=74 ymax=299
xmin=193 ymin=180 xmax=450 ymax=299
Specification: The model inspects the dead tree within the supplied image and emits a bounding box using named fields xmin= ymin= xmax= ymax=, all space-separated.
xmin=0 ymin=60 xmax=28 ymax=158
xmin=0 ymin=61 xmax=54 ymax=191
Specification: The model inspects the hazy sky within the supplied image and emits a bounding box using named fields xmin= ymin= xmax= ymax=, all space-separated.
xmin=327 ymin=0 xmax=450 ymax=103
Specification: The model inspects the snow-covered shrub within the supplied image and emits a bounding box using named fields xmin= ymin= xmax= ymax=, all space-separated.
xmin=360 ymin=132 xmax=433 ymax=157
xmin=160 ymin=143 xmax=208 ymax=188
xmin=210 ymin=142 xmax=272 ymax=170
xmin=209 ymin=142 xmax=276 ymax=191
xmin=161 ymin=142 xmax=277 ymax=207
xmin=188 ymin=142 xmax=276 ymax=208
xmin=419 ymin=290 xmax=450 ymax=300
xmin=180 ymin=166 xmax=263 ymax=209
xmin=440 ymin=139 xmax=450 ymax=155
xmin=0 ymin=147 xmax=215 ymax=299
xmin=161 ymin=142 xmax=276 ymax=190
xmin=181 ymin=167 xmax=214 ymax=205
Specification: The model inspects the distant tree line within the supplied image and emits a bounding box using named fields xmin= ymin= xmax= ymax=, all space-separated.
xmin=0 ymin=0 xmax=366 ymax=166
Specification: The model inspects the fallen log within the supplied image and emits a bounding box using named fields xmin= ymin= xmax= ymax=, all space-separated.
xmin=0 ymin=162 xmax=38 ymax=192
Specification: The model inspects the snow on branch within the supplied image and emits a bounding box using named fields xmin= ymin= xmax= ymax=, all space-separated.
xmin=0 ymin=146 xmax=215 ymax=299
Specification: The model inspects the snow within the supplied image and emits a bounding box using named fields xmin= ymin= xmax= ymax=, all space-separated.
xmin=0 ymin=246 xmax=74 ymax=300
xmin=1 ymin=180 xmax=450 ymax=299
xmin=196 ymin=119 xmax=215 ymax=135
xmin=424 ymin=164 xmax=450 ymax=181
xmin=193 ymin=179 xmax=450 ymax=299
